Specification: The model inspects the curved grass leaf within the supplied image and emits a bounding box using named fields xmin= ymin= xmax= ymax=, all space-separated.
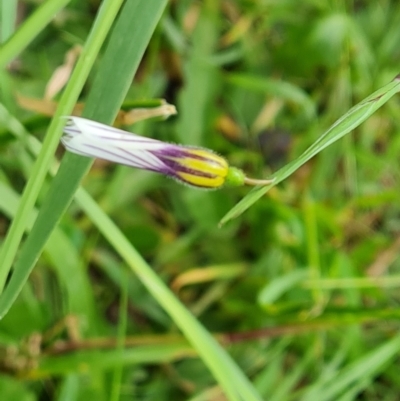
xmin=219 ymin=76 xmax=400 ymax=226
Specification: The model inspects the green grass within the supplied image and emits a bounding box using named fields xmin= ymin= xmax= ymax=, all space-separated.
xmin=1 ymin=0 xmax=400 ymax=400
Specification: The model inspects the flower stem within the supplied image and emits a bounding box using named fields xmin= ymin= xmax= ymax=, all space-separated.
xmin=243 ymin=176 xmax=275 ymax=186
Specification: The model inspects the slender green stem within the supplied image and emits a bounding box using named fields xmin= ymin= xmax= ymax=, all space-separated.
xmin=303 ymin=193 xmax=324 ymax=305
xmin=110 ymin=272 xmax=128 ymax=401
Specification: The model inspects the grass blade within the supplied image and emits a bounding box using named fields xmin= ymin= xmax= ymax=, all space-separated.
xmin=0 ymin=0 xmax=125 ymax=292
xmin=0 ymin=0 xmax=70 ymax=67
xmin=0 ymin=0 xmax=18 ymax=42
xmin=69 ymin=189 xmax=263 ymax=401
xmin=219 ymin=76 xmax=400 ymax=226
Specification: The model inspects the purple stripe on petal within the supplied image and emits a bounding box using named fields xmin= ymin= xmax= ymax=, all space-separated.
xmin=77 ymin=142 xmax=175 ymax=175
xmin=152 ymin=146 xmax=222 ymax=179
xmin=153 ymin=146 xmax=187 ymax=158
xmin=63 ymin=126 xmax=81 ymax=135
xmin=83 ymin=144 xmax=159 ymax=171
xmin=159 ymin=157 xmax=215 ymax=179
xmin=93 ymin=135 xmax=161 ymax=144
xmin=154 ymin=146 xmax=212 ymax=161
xmin=117 ymin=147 xmax=169 ymax=172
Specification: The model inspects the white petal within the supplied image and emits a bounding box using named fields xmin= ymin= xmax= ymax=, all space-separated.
xmin=62 ymin=117 xmax=169 ymax=171
xmin=65 ymin=116 xmax=165 ymax=148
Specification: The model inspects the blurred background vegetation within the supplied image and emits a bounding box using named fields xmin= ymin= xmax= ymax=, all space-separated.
xmin=1 ymin=0 xmax=400 ymax=400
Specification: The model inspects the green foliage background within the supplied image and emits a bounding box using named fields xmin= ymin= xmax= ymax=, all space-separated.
xmin=1 ymin=0 xmax=400 ymax=400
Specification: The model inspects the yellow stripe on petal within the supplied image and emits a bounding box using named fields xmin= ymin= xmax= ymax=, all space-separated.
xmin=179 ymin=149 xmax=228 ymax=176
xmin=172 ymin=149 xmax=229 ymax=188
xmin=188 ymin=149 xmax=228 ymax=167
xmin=177 ymin=171 xmax=226 ymax=188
